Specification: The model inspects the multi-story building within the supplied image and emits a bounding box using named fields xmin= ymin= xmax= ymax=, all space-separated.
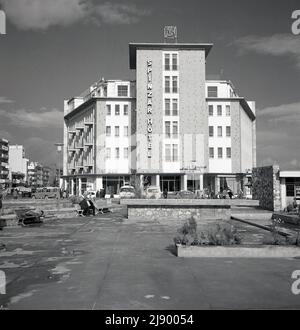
xmin=42 ymin=167 xmax=51 ymax=187
xmin=0 ymin=138 xmax=9 ymax=189
xmin=63 ymin=41 xmax=256 ymax=196
xmin=63 ymin=80 xmax=136 ymax=195
xmin=28 ymin=162 xmax=43 ymax=187
xmin=9 ymin=145 xmax=29 ymax=183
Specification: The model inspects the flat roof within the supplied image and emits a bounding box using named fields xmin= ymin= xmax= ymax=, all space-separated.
xmin=206 ymin=97 xmax=256 ymax=121
xmin=129 ymin=42 xmax=213 ymax=69
xmin=280 ymin=171 xmax=300 ymax=178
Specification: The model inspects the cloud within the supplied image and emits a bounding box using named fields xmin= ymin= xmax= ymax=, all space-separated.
xmin=0 ymin=107 xmax=63 ymax=128
xmin=256 ymin=101 xmax=300 ymax=170
xmin=0 ymin=129 xmax=13 ymax=142
xmin=1 ymin=0 xmax=88 ymax=30
xmin=1 ymin=0 xmax=150 ymax=30
xmin=23 ymin=136 xmax=58 ymax=166
xmin=257 ymin=101 xmax=300 ymax=124
xmin=233 ymin=34 xmax=300 ymax=69
xmin=95 ymin=2 xmax=150 ymax=25
xmin=0 ymin=96 xmax=14 ymax=104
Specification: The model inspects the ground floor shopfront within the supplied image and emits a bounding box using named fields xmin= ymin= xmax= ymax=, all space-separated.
xmin=62 ymin=172 xmax=252 ymax=197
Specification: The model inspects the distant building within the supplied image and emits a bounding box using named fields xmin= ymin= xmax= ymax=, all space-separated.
xmin=42 ymin=167 xmax=51 ymax=187
xmin=280 ymin=171 xmax=300 ymax=210
xmin=0 ymin=138 xmax=9 ymax=188
xmin=28 ymin=162 xmax=43 ymax=187
xmin=9 ymin=145 xmax=29 ymax=183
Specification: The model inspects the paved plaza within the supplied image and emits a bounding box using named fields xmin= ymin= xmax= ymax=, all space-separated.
xmin=0 ymin=209 xmax=300 ymax=310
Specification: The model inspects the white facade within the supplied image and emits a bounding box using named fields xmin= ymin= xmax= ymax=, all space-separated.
xmin=9 ymin=145 xmax=28 ymax=181
xmin=63 ymin=43 xmax=256 ymax=196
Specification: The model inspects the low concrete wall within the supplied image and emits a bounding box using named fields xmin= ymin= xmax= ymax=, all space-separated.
xmin=177 ymin=245 xmax=300 ymax=258
xmin=121 ymin=200 xmax=259 ymax=223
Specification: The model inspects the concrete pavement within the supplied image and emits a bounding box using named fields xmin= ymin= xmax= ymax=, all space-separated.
xmin=0 ymin=209 xmax=300 ymax=310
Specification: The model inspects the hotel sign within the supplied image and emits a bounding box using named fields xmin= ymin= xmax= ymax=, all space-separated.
xmin=147 ymin=60 xmax=153 ymax=158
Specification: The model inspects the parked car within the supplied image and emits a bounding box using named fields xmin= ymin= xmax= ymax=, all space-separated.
xmin=176 ymin=190 xmax=196 ymax=199
xmin=17 ymin=187 xmax=32 ymax=198
xmin=120 ymin=185 xmax=136 ymax=199
xmin=145 ymin=186 xmax=162 ymax=199
xmin=31 ymin=187 xmax=60 ymax=199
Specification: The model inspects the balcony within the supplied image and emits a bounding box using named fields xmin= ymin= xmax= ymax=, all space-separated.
xmin=0 ymin=145 xmax=8 ymax=151
xmin=84 ymin=122 xmax=94 ymax=126
xmin=68 ymin=130 xmax=76 ymax=135
xmin=75 ymin=144 xmax=84 ymax=150
xmin=76 ymin=126 xmax=85 ymax=131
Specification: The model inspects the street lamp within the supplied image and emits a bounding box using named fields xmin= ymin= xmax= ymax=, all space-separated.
xmin=55 ymin=143 xmax=63 ymax=188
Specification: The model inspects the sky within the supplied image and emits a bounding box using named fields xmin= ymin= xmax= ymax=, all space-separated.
xmin=0 ymin=0 xmax=299 ymax=169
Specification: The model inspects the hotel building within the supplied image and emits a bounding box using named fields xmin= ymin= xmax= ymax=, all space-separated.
xmin=63 ymin=42 xmax=256 ymax=196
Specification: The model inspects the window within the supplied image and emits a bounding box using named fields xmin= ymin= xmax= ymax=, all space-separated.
xmin=106 ymin=148 xmax=111 ymax=159
xmin=208 ymin=86 xmax=218 ymax=98
xmin=165 ymin=144 xmax=171 ymax=162
xmin=164 ymin=54 xmax=170 ymax=71
xmin=172 ymin=76 xmax=178 ymax=93
xmin=218 ymin=148 xmax=223 ymax=159
xmin=209 ymin=148 xmax=214 ymax=159
xmin=115 ymin=126 xmax=120 ymax=137
xmin=173 ymin=99 xmax=178 ymax=116
xmin=124 ymin=105 xmax=129 ymax=116
xmin=124 ymin=126 xmax=129 ymax=137
xmin=226 ymin=126 xmax=231 ymax=137
xmin=209 ymin=126 xmax=214 ymax=137
xmin=218 ymin=126 xmax=222 ymax=137
xmin=172 ymin=54 xmax=178 ymax=70
xmin=115 ymin=105 xmax=120 ymax=116
xmin=118 ymin=85 xmax=128 ymax=97
xmin=226 ymin=105 xmax=231 ymax=116
xmin=165 ymin=99 xmax=171 ymax=116
xmin=217 ymin=105 xmax=222 ymax=116
xmin=287 ymin=184 xmax=295 ymax=197
xmin=106 ymin=105 xmax=111 ymax=116
xmin=165 ymin=121 xmax=171 ymax=138
xmin=172 ymin=144 xmax=178 ymax=162
xmin=165 ymin=76 xmax=170 ymax=93
xmin=173 ymin=122 xmax=178 ymax=139
xmin=115 ymin=148 xmax=120 ymax=159
xmin=124 ymin=148 xmax=129 ymax=159
xmin=209 ymin=105 xmax=214 ymax=116
xmin=226 ymin=148 xmax=232 ymax=159
xmin=106 ymin=126 xmax=111 ymax=137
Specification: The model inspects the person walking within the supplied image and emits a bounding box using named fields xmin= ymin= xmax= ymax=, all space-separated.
xmin=0 ymin=192 xmax=3 ymax=215
xmin=163 ymin=188 xmax=168 ymax=199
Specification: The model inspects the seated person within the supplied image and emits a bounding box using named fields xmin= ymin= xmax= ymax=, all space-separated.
xmin=293 ymin=198 xmax=298 ymax=210
xmin=79 ymin=198 xmax=96 ymax=216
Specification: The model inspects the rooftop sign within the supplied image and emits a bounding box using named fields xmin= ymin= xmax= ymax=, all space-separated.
xmin=164 ymin=26 xmax=177 ymax=42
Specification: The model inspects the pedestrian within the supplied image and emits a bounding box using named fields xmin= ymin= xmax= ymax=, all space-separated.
xmin=0 ymin=193 xmax=3 ymax=215
xmin=228 ymin=189 xmax=233 ymax=199
xmin=163 ymin=188 xmax=168 ymax=199
xmin=13 ymin=189 xmax=18 ymax=200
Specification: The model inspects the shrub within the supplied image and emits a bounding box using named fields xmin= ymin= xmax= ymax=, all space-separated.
xmin=174 ymin=217 xmax=242 ymax=247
